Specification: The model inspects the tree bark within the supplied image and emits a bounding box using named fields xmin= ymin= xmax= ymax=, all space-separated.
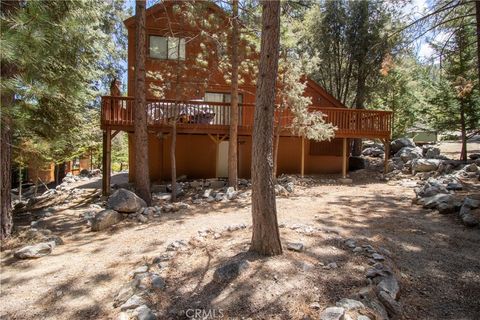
xmin=476 ymin=0 xmax=480 ymax=82
xmin=1 ymin=0 xmax=19 ymax=240
xmin=352 ymin=69 xmax=366 ymax=156
xmin=250 ymin=0 xmax=282 ymax=256
xmin=460 ymin=99 xmax=467 ymax=161
xmin=133 ymin=0 xmax=151 ymax=205
xmin=228 ymin=0 xmax=239 ymax=189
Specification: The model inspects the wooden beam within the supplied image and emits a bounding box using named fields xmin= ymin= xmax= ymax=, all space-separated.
xmin=301 ymin=137 xmax=305 ymax=178
xmin=111 ymin=130 xmax=120 ymax=139
xmin=342 ymin=138 xmax=347 ymax=179
xmin=102 ymin=129 xmax=112 ymax=196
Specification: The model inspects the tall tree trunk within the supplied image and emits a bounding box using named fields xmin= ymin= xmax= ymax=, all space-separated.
xmin=133 ymin=0 xmax=151 ymax=205
xmin=460 ymin=99 xmax=467 ymax=161
xmin=1 ymin=110 xmax=13 ymax=240
xmin=0 ymin=0 xmax=19 ymax=240
xmin=352 ymin=69 xmax=366 ymax=156
xmin=476 ymin=0 xmax=480 ymax=82
xmin=250 ymin=0 xmax=282 ymax=256
xmin=228 ymin=0 xmax=239 ymax=189
xmin=272 ymin=122 xmax=281 ymax=180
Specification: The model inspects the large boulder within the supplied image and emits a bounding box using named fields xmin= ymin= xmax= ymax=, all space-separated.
xmin=91 ymin=209 xmax=123 ymax=231
xmin=14 ymin=241 xmax=55 ymax=259
xmin=362 ymin=147 xmax=384 ymax=158
xmin=419 ymin=193 xmax=455 ymax=209
xmin=395 ymin=146 xmax=423 ymax=163
xmin=107 ymin=188 xmax=147 ymax=213
xmin=412 ymin=159 xmax=441 ymax=173
xmin=390 ymin=138 xmax=415 ymax=154
xmin=423 ymin=146 xmax=441 ymax=159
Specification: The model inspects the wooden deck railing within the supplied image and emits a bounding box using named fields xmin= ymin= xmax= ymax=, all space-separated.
xmin=101 ymin=96 xmax=392 ymax=139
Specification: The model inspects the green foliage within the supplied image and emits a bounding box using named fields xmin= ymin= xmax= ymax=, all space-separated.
xmin=111 ymin=132 xmax=129 ymax=172
xmin=425 ymin=4 xmax=479 ymax=135
xmin=1 ymin=0 xmax=128 ymax=171
xmin=369 ymin=54 xmax=433 ymax=137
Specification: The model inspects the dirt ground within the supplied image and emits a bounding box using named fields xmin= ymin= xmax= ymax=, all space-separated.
xmin=1 ymin=169 xmax=479 ymax=320
xmin=437 ymin=140 xmax=479 ymax=160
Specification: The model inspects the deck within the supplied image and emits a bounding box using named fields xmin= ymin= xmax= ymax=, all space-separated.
xmin=100 ymin=96 xmax=392 ymax=140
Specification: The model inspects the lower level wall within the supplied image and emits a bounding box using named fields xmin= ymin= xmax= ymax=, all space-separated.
xmin=129 ymin=134 xmax=347 ymax=182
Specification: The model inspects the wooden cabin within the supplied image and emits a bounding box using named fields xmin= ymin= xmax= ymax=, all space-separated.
xmin=100 ymin=1 xmax=392 ymax=194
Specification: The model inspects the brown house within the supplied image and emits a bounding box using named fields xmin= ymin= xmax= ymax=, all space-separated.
xmin=100 ymin=1 xmax=392 ymax=194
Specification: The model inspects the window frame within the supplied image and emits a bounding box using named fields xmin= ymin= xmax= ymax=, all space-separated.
xmin=148 ymin=35 xmax=186 ymax=61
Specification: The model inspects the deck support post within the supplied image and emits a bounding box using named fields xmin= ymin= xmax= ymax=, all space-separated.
xmin=342 ymin=138 xmax=347 ymax=179
xmin=301 ymin=137 xmax=305 ymax=178
xmin=102 ymin=129 xmax=112 ymax=196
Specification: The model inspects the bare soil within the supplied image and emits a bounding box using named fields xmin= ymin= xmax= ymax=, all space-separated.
xmin=1 ymin=169 xmax=479 ymax=320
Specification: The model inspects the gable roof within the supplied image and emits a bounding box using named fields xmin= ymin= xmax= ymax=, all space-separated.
xmin=305 ymin=78 xmax=347 ymax=109
xmin=124 ymin=0 xmax=227 ymax=28
xmin=125 ymin=0 xmax=347 ymax=109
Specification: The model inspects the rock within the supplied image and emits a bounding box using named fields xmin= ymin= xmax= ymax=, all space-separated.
xmin=463 ymin=196 xmax=480 ymax=209
xmin=213 ymin=260 xmax=249 ymax=282
xmin=437 ymin=202 xmax=457 ymax=214
xmin=352 ymin=247 xmax=363 ymax=253
xmin=319 ymin=306 xmax=345 ymax=320
xmin=130 ymin=265 xmax=149 ymax=277
xmin=210 ymin=180 xmax=226 ymax=189
xmin=161 ymin=204 xmax=173 ymax=213
xmin=345 ymin=239 xmax=356 ymax=249
xmin=120 ymin=294 xmax=146 ymax=311
xmin=151 ymin=274 xmax=166 ymax=289
xmin=107 ymin=189 xmax=147 ymax=213
xmin=419 ymin=193 xmax=455 ymax=210
xmin=132 ymin=305 xmax=156 ymax=320
xmin=137 ymin=214 xmax=148 ymax=223
xmin=310 ymin=302 xmax=321 ymax=310
xmin=226 ymin=223 xmax=246 ymax=231
xmin=377 ymin=275 xmax=399 ymax=300
xmin=423 ymin=146 xmax=440 ymax=159
xmin=391 ymin=138 xmax=415 ymax=154
xmin=357 ymin=316 xmax=372 ymax=320
xmin=464 ymin=163 xmax=479 ymax=173
xmin=325 ymin=262 xmax=338 ymax=269
xmin=461 ymin=213 xmax=479 ymax=227
xmin=469 ymin=153 xmax=480 ymax=160
xmin=286 ymin=242 xmax=304 ymax=252
xmin=114 ymin=282 xmax=136 ymax=307
xmin=14 ymin=241 xmax=55 ymax=259
xmin=377 ymin=290 xmax=402 ymax=317
xmin=225 ymin=187 xmax=237 ymax=200
xmin=335 ymin=298 xmax=364 ymax=310
xmin=362 ymin=147 xmax=384 ymax=158
xmin=166 ymin=240 xmax=188 ymax=251
xmin=412 ymin=158 xmax=441 ymax=173
xmin=202 ymin=188 xmax=213 ymax=198
xmin=91 ymin=209 xmax=123 ymax=231
xmin=215 ymin=193 xmax=225 ymax=201
xmin=275 ymin=184 xmax=289 ymax=196
xmin=372 ymin=253 xmax=385 ymax=261
xmin=446 ymin=182 xmax=463 ymax=191
xmin=395 ymin=146 xmax=423 ymax=163
xmin=285 ymin=182 xmax=295 ymax=193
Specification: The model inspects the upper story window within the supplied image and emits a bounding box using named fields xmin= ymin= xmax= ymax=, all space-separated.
xmin=149 ymin=36 xmax=185 ymax=60
xmin=205 ymin=92 xmax=243 ymax=104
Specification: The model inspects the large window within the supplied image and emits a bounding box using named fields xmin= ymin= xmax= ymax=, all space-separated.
xmin=204 ymin=92 xmax=243 ymax=104
xmin=149 ymin=36 xmax=185 ymax=60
